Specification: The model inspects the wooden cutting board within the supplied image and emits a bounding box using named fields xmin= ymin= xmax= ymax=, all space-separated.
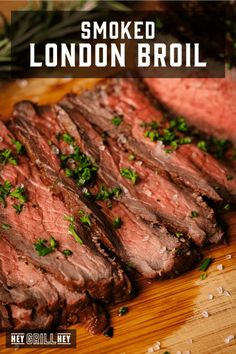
xmin=0 ymin=78 xmax=235 ymax=354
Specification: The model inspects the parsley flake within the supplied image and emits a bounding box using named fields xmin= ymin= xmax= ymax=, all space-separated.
xmin=199 ymin=257 xmax=212 ymax=271
xmin=190 ymin=211 xmax=199 ymax=218
xmin=79 ymin=210 xmax=92 ymax=227
xmin=112 ymin=115 xmax=123 ymax=126
xmin=112 ymin=217 xmax=122 ymax=229
xmin=2 ymin=223 xmax=11 ymax=230
xmin=34 ymin=236 xmax=58 ymax=256
xmin=120 ymin=168 xmax=138 ymax=185
xmin=0 ymin=149 xmax=18 ymax=166
xmin=63 ymin=249 xmax=73 ymax=256
xmin=69 ymin=223 xmax=84 ymax=245
xmin=118 ymin=306 xmax=128 ymax=316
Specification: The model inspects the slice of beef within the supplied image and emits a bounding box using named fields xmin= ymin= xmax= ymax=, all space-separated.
xmin=45 ymin=274 xmax=107 ymax=334
xmin=58 ymin=96 xmax=222 ymax=246
xmin=0 ymin=303 xmax=11 ymax=330
xmin=144 ymin=73 xmax=236 ymax=145
xmin=62 ymin=79 xmax=235 ymax=205
xmin=10 ymin=101 xmax=198 ymax=278
xmin=0 ymin=230 xmax=107 ymax=333
xmin=0 ymin=120 xmax=131 ymax=305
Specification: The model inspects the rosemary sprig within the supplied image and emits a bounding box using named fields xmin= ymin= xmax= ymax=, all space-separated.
xmin=0 ymin=0 xmax=130 ymax=78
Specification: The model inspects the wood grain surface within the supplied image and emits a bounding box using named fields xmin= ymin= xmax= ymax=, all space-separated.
xmin=0 ymin=78 xmax=235 ymax=354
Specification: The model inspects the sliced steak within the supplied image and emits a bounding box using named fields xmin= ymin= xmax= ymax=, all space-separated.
xmin=61 ymin=78 xmax=236 ymax=204
xmin=0 ymin=230 xmax=107 ymax=333
xmin=144 ymin=73 xmax=236 ymax=145
xmin=0 ymin=303 xmax=11 ymax=330
xmin=59 ymin=78 xmax=222 ymax=202
xmin=59 ymin=96 xmax=222 ymax=246
xmin=1 ymin=120 xmax=131 ymax=305
xmin=10 ymin=102 xmax=198 ymax=278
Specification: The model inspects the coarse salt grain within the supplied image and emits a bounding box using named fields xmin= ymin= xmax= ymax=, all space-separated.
xmin=117 ymin=134 xmax=127 ymax=144
xmin=217 ymin=286 xmax=224 ymax=295
xmin=217 ymin=264 xmax=224 ymax=271
xmin=176 ymin=351 xmax=182 ymax=354
xmin=226 ymin=254 xmax=232 ymax=260
xmin=0 ymin=136 xmax=3 ymax=142
xmin=208 ymin=293 xmax=214 ymax=300
xmin=224 ymin=335 xmax=234 ymax=344
xmin=187 ymin=338 xmax=193 ymax=344
xmin=68 ymin=145 xmax=74 ymax=154
xmin=184 ymin=351 xmax=191 ymax=354
xmin=202 ymin=311 xmax=209 ymax=318
xmin=99 ymin=145 xmax=105 ymax=151
xmin=51 ymin=145 xmax=60 ymax=155
xmin=153 ymin=342 xmax=161 ymax=350
xmin=145 ymin=190 xmax=153 ymax=197
xmin=223 ymin=290 xmax=231 ymax=297
xmin=136 ymin=160 xmax=143 ymax=166
xmin=147 ymin=348 xmax=154 ymax=353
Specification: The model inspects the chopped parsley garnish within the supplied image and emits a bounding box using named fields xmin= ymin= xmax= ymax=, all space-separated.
xmin=12 ymin=203 xmax=24 ymax=214
xmin=69 ymin=223 xmax=84 ymax=245
xmin=64 ymin=215 xmax=75 ymax=223
xmin=83 ymin=190 xmax=92 ymax=198
xmin=0 ymin=180 xmax=12 ymax=207
xmin=34 ymin=236 xmax=58 ymax=256
xmin=210 ymin=137 xmax=229 ymax=159
xmin=175 ymin=232 xmax=183 ymax=238
xmin=63 ymin=249 xmax=73 ymax=256
xmin=111 ymin=187 xmax=122 ymax=199
xmin=0 ymin=181 xmax=27 ymax=212
xmin=118 ymin=306 xmax=128 ymax=316
xmin=224 ymin=203 xmax=231 ymax=211
xmin=10 ymin=186 xmax=27 ymax=203
xmin=190 ymin=211 xmax=199 ymax=218
xmin=11 ymin=139 xmax=25 ymax=155
xmin=62 ymin=133 xmax=74 ymax=145
xmin=96 ymin=186 xmax=121 ymax=201
xmin=120 ymin=168 xmax=138 ymax=185
xmin=140 ymin=120 xmax=159 ymax=129
xmin=112 ymin=115 xmax=123 ymax=126
xmin=226 ymin=175 xmax=233 ymax=181
xmin=2 ymin=223 xmax=11 ymax=230
xmin=200 ymin=273 xmax=207 ymax=280
xmin=128 ymin=153 xmax=136 ymax=161
xmin=199 ymin=257 xmax=212 ymax=271
xmin=0 ymin=149 xmax=18 ymax=166
xmin=197 ymin=140 xmax=208 ymax=152
xmin=141 ymin=117 xmax=191 ymax=153
xmin=112 ymin=217 xmax=122 ymax=229
xmin=144 ymin=130 xmax=159 ymax=142
xmin=79 ymin=210 xmax=92 ymax=227
xmin=60 ymin=145 xmax=98 ymax=187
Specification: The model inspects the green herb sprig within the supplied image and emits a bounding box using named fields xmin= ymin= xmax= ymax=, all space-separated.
xmin=34 ymin=236 xmax=58 ymax=256
xmin=96 ymin=185 xmax=121 ymax=201
xmin=199 ymin=257 xmax=212 ymax=272
xmin=120 ymin=167 xmax=138 ymax=185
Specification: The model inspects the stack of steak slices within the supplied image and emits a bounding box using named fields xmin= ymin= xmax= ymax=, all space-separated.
xmin=10 ymin=102 xmax=197 ymax=279
xmin=0 ymin=120 xmax=130 ymax=333
xmin=1 ymin=76 xmax=234 ymax=333
xmin=60 ymin=78 xmax=236 ymax=205
xmin=144 ymin=74 xmax=236 ymax=146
